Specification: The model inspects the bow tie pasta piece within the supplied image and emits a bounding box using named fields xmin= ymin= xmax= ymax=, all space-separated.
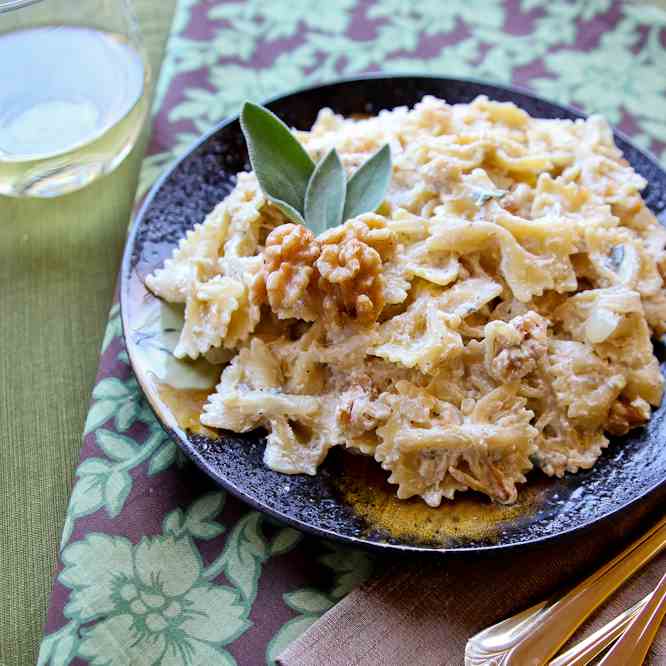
xmin=385 ymin=208 xmax=430 ymax=241
xmin=394 ymin=240 xmax=460 ymax=288
xmin=371 ymin=300 xmax=463 ymax=373
xmin=577 ymin=152 xmax=647 ymax=214
xmin=146 ymin=172 xmax=269 ymax=304
xmin=583 ymin=226 xmax=644 ymax=290
xmin=421 ymin=139 xmax=487 ymax=174
xmin=223 ymin=280 xmax=263 ymax=349
xmin=554 ymin=287 xmax=664 ymax=407
xmin=467 ymin=96 xmax=531 ymax=129
xmin=336 ymin=384 xmax=392 ymax=456
xmin=638 ymin=221 xmax=666 ymax=290
xmin=145 ymin=200 xmax=230 ymax=303
xmin=530 ymin=172 xmax=591 ymax=218
xmin=490 ymin=136 xmax=555 ymax=175
xmin=491 ymin=211 xmax=579 ymax=292
xmin=427 ymin=218 xmax=554 ymax=301
xmin=621 ymin=221 xmax=666 ymax=336
xmin=547 ymin=340 xmax=626 ymax=431
xmin=641 ymin=289 xmax=666 ymax=337
xmin=221 ymin=172 xmax=273 ymax=257
xmin=370 ymin=277 xmax=502 ymax=374
xmin=174 ymin=262 xmax=262 ymax=360
xmin=262 ymin=399 xmax=343 ymax=476
xmin=530 ymin=339 xmax=622 ymax=477
xmin=174 ymin=276 xmax=244 ymax=359
xmin=380 ymin=259 xmax=412 ymax=305
xmin=377 ymin=209 xmax=456 ymax=301
xmin=580 ymin=223 xmax=666 ymax=313
xmin=267 ymin=323 xmax=328 ymax=395
xmin=555 ymin=286 xmax=643 ymax=344
xmin=201 ymin=339 xmax=339 ymax=475
xmin=375 ymin=382 xmax=536 ymax=505
xmin=435 ymin=276 xmax=503 ymax=317
xmin=532 ymin=416 xmax=610 ymax=478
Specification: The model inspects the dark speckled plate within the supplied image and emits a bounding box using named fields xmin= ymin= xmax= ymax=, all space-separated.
xmin=121 ymin=75 xmax=666 ymax=553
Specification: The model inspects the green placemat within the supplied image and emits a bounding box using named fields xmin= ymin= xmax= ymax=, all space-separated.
xmin=0 ymin=3 xmax=176 ymax=664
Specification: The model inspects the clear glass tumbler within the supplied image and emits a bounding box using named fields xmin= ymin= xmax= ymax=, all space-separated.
xmin=0 ymin=0 xmax=151 ymax=197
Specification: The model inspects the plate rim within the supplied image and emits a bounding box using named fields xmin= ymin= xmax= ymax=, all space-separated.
xmin=121 ymin=73 xmax=666 ymax=554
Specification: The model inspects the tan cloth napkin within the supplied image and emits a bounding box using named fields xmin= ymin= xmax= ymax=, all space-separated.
xmin=278 ymin=513 xmax=666 ymax=665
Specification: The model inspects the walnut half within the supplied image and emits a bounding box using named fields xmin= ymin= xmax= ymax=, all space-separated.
xmin=261 ymin=216 xmax=396 ymax=326
xmin=263 ymin=223 xmax=320 ymax=321
xmin=317 ymin=217 xmax=393 ymax=325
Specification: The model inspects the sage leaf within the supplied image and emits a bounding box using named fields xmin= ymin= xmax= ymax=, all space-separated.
xmin=343 ymin=144 xmax=391 ymax=220
xmin=240 ymin=102 xmax=315 ymax=218
xmin=272 ymin=200 xmax=306 ymax=226
xmin=304 ymin=149 xmax=346 ymax=234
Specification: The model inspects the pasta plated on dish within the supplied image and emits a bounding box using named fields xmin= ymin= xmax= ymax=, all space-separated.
xmin=146 ymin=95 xmax=666 ymax=506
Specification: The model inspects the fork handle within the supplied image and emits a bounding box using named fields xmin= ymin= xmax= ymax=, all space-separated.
xmin=465 ymin=516 xmax=666 ymax=666
xmin=548 ymin=593 xmax=649 ymax=666
xmin=598 ymin=571 xmax=666 ymax=666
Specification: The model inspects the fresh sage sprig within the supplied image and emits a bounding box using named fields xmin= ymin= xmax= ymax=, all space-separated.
xmin=240 ymin=102 xmax=391 ymax=235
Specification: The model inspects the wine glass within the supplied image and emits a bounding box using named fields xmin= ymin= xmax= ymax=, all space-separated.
xmin=0 ymin=0 xmax=151 ymax=197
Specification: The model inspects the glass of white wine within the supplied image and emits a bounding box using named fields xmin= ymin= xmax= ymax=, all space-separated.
xmin=0 ymin=0 xmax=151 ymax=197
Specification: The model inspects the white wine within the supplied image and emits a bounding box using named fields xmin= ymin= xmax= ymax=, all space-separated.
xmin=0 ymin=25 xmax=149 ymax=197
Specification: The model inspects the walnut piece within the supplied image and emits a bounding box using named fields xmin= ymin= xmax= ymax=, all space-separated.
xmin=261 ymin=216 xmax=395 ymax=326
xmin=484 ymin=311 xmax=548 ymax=382
xmin=337 ymin=385 xmax=391 ymax=437
xmin=263 ymin=223 xmax=320 ymax=321
xmin=314 ymin=216 xmax=396 ymax=325
xmin=317 ymin=237 xmax=383 ymax=325
xmin=332 ymin=213 xmax=397 ymax=259
xmin=606 ymin=396 xmax=651 ymax=436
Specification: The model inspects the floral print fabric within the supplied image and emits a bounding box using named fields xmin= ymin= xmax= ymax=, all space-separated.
xmin=40 ymin=1 xmax=666 ymax=664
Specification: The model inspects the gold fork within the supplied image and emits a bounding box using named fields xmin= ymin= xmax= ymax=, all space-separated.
xmin=464 ymin=514 xmax=666 ymax=666
xmin=549 ymin=592 xmax=650 ymax=666
xmin=597 ymin=570 xmax=666 ymax=665
xmin=550 ymin=571 xmax=666 ymax=666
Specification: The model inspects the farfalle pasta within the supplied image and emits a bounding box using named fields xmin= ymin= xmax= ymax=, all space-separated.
xmin=146 ymin=95 xmax=666 ymax=505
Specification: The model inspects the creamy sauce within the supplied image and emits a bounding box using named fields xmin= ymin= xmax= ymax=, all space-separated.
xmin=335 ymin=452 xmax=547 ymax=544
xmin=155 ymin=383 xmax=218 ymax=438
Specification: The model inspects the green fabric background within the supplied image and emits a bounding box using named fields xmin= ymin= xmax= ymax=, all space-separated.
xmin=0 ymin=3 xmax=176 ymax=664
